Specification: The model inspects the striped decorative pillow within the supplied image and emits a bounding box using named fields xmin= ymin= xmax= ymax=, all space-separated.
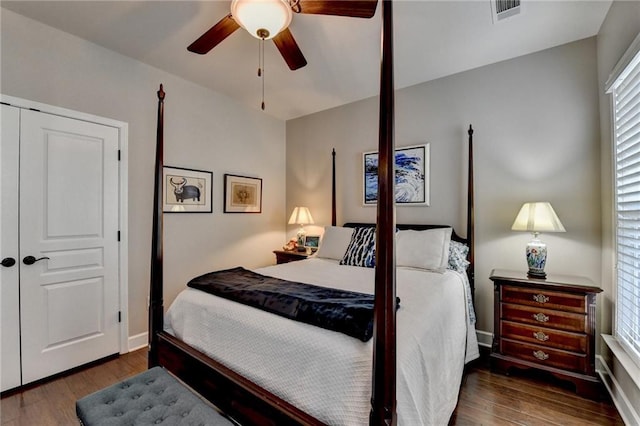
xmin=339 ymin=227 xmax=376 ymax=268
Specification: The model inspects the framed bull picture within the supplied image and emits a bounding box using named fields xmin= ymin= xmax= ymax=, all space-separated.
xmin=163 ymin=166 xmax=212 ymax=213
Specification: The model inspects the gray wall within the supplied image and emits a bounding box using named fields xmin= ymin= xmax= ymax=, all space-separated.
xmin=1 ymin=9 xmax=287 ymax=338
xmin=287 ymin=37 xmax=602 ymax=335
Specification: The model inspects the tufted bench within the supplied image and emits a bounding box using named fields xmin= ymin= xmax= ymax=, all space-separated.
xmin=76 ymin=366 xmax=235 ymax=426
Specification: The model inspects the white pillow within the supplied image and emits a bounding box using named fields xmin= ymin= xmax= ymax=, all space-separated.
xmin=315 ymin=226 xmax=355 ymax=260
xmin=396 ymin=228 xmax=452 ymax=272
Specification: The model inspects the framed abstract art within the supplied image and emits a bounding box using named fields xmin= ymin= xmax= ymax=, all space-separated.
xmin=363 ymin=143 xmax=430 ymax=206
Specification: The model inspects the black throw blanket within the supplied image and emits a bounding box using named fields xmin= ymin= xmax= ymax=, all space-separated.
xmin=187 ymin=266 xmax=400 ymax=342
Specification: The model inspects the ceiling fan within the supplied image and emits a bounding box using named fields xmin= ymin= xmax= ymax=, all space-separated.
xmin=187 ymin=0 xmax=379 ymax=71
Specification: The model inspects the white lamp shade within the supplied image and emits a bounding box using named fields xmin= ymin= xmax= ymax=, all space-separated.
xmin=288 ymin=207 xmax=314 ymax=225
xmin=231 ymin=0 xmax=292 ymax=40
xmin=511 ymin=202 xmax=566 ymax=233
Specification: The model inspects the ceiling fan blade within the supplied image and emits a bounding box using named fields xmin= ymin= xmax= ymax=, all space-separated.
xmin=296 ymin=0 xmax=378 ymax=18
xmin=273 ymin=28 xmax=307 ymax=71
xmin=188 ymin=14 xmax=240 ymax=54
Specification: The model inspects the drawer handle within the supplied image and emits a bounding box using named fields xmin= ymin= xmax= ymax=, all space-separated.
xmin=532 ymin=313 xmax=549 ymax=322
xmin=533 ymin=350 xmax=549 ymax=361
xmin=533 ymin=293 xmax=549 ymax=303
xmin=533 ymin=331 xmax=549 ymax=341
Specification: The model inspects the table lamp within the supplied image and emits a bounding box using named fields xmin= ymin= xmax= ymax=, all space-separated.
xmin=511 ymin=202 xmax=566 ymax=278
xmin=288 ymin=207 xmax=314 ymax=252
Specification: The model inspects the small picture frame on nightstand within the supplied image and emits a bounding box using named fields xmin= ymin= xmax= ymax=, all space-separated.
xmin=304 ymin=235 xmax=320 ymax=252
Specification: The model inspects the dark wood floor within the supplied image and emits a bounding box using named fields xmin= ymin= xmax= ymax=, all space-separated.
xmin=1 ymin=349 xmax=147 ymax=425
xmin=1 ymin=348 xmax=624 ymax=425
xmin=450 ymin=358 xmax=624 ymax=426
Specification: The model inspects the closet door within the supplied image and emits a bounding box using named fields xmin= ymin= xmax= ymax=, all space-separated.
xmin=19 ymin=110 xmax=120 ymax=384
xmin=0 ymin=104 xmax=21 ymax=392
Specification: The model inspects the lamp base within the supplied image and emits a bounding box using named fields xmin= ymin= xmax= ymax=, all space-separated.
xmin=526 ymin=236 xmax=547 ymax=280
xmin=527 ymin=270 xmax=547 ymax=279
xmin=296 ymin=226 xmax=306 ymax=252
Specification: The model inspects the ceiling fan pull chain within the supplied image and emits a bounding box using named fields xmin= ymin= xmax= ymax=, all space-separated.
xmin=260 ymin=38 xmax=265 ymax=110
xmin=257 ymin=38 xmax=262 ymax=77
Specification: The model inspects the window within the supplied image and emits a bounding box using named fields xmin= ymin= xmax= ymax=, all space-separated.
xmin=610 ymin=34 xmax=640 ymax=369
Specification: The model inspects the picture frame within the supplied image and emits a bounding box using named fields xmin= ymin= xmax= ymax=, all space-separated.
xmin=363 ymin=143 xmax=430 ymax=206
xmin=163 ymin=166 xmax=212 ymax=213
xmin=224 ymin=174 xmax=262 ymax=213
xmin=304 ymin=235 xmax=320 ymax=252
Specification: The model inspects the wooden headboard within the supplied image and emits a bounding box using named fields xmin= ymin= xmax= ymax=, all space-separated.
xmin=331 ymin=125 xmax=476 ymax=300
xmin=342 ymin=222 xmax=475 ymax=296
xmin=335 ymin=123 xmax=476 ymax=298
xmin=343 ymin=223 xmax=467 ymax=243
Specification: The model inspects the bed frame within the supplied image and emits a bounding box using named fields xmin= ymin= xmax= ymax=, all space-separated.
xmin=148 ymin=2 xmax=475 ymax=424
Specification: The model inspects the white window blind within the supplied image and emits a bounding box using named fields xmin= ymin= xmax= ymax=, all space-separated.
xmin=612 ymin=42 xmax=640 ymax=369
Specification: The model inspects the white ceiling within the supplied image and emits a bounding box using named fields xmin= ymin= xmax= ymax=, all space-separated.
xmin=1 ymin=0 xmax=612 ymax=121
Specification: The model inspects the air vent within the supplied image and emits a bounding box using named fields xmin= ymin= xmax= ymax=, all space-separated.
xmin=491 ymin=0 xmax=521 ymax=23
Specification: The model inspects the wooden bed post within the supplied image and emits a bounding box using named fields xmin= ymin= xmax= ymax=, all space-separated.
xmin=370 ymin=0 xmax=397 ymax=425
xmin=332 ymin=148 xmax=337 ymax=226
xmin=466 ymin=125 xmax=475 ymax=297
xmin=149 ymin=84 xmax=165 ymax=368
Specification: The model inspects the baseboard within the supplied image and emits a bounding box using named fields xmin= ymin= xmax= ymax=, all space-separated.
xmin=597 ymin=354 xmax=640 ymax=426
xmin=128 ymin=332 xmax=148 ymax=352
xmin=476 ymin=329 xmax=492 ymax=348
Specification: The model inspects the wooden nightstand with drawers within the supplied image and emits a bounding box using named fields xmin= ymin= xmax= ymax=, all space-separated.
xmin=273 ymin=250 xmax=308 ymax=264
xmin=490 ymin=269 xmax=603 ymax=399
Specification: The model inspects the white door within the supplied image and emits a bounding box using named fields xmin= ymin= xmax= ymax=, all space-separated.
xmin=1 ymin=104 xmax=22 ymax=391
xmin=19 ymin=109 xmax=120 ymax=384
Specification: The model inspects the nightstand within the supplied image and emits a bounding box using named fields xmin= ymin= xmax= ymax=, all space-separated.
xmin=490 ymin=269 xmax=603 ymax=399
xmin=273 ymin=250 xmax=308 ymax=264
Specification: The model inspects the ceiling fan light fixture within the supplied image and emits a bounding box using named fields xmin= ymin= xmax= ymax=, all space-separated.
xmin=231 ymin=0 xmax=293 ymax=40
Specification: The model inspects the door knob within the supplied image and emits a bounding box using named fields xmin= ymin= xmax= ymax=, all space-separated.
xmin=1 ymin=257 xmax=16 ymax=267
xmin=23 ymin=255 xmax=50 ymax=265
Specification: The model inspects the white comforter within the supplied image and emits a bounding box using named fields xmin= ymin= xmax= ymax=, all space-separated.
xmin=165 ymin=258 xmax=479 ymax=425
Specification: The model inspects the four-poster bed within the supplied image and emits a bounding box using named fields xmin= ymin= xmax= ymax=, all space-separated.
xmin=149 ymin=1 xmax=477 ymax=424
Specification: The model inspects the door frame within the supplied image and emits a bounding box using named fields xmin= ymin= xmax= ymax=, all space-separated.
xmin=1 ymin=94 xmax=130 ymax=354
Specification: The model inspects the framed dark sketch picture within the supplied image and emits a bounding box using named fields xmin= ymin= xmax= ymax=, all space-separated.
xmin=163 ymin=166 xmax=212 ymax=213
xmin=363 ymin=143 xmax=430 ymax=206
xmin=224 ymin=174 xmax=262 ymax=213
